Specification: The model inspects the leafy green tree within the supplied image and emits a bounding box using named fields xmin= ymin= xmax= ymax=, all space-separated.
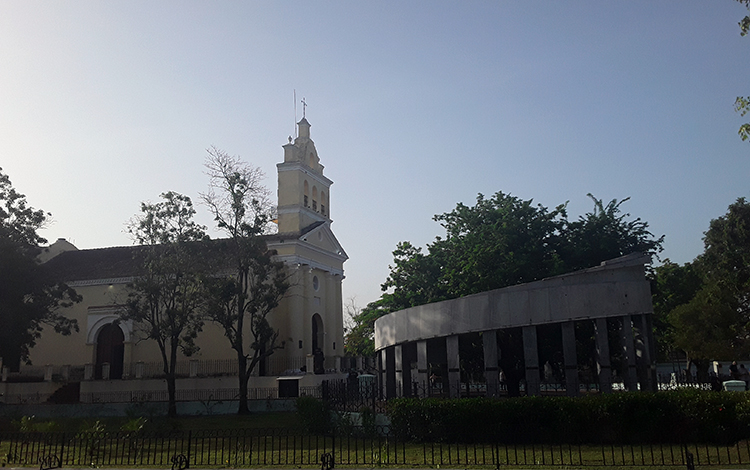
xmin=345 ymin=191 xmax=663 ymax=358
xmin=649 ymin=260 xmax=703 ymax=360
xmin=120 ymin=191 xmax=208 ymax=418
xmin=429 ymin=192 xmax=568 ymax=299
xmin=344 ymin=295 xmax=395 ymax=357
xmin=659 ymin=198 xmax=750 ymax=378
xmin=0 ymin=168 xmax=80 ymax=370
xmin=670 ymin=284 xmax=741 ymax=381
xmin=563 ymin=194 xmax=664 ymax=272
xmin=200 ymin=147 xmax=290 ymax=415
xmin=381 ymin=242 xmax=445 ymax=312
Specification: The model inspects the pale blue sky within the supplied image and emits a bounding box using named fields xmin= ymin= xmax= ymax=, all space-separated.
xmin=1 ymin=1 xmax=748 ymax=308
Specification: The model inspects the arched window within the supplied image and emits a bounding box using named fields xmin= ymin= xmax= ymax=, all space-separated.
xmin=309 ymin=152 xmax=315 ymax=168
xmin=320 ymin=191 xmax=327 ymax=216
xmin=312 ymin=186 xmax=318 ymax=212
xmin=303 ymin=180 xmax=309 ymax=208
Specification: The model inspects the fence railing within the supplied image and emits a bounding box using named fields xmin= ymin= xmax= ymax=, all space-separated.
xmin=2 ymin=428 xmax=749 ymax=468
xmin=77 ymin=386 xmax=323 ymax=404
xmin=390 ymin=377 xmax=717 ymax=399
xmin=7 ymin=355 xmax=366 ymax=383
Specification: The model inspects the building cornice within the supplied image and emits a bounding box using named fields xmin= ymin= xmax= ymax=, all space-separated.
xmin=277 ymin=205 xmax=329 ymax=223
xmin=277 ymin=162 xmax=333 ymax=187
xmin=274 ymin=254 xmax=345 ymax=277
xmin=68 ymin=277 xmax=134 ymax=287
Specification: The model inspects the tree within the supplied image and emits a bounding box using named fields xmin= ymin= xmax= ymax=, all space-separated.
xmin=657 ymin=198 xmax=750 ymax=379
xmin=428 ymin=192 xmax=568 ymax=300
xmin=649 ymin=260 xmax=703 ymax=360
xmin=344 ymin=296 xmax=395 ymax=357
xmin=563 ymin=194 xmax=664 ymax=272
xmin=735 ymin=0 xmax=750 ymax=141
xmin=120 ymin=191 xmax=208 ymax=418
xmin=345 ymin=191 xmax=663 ymax=359
xmin=200 ymin=147 xmax=290 ymax=415
xmin=0 ymin=168 xmax=80 ymax=370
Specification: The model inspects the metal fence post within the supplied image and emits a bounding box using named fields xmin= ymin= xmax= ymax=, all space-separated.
xmin=186 ymin=430 xmax=192 ymax=469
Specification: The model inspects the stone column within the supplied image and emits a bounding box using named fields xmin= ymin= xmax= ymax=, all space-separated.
xmin=594 ymin=318 xmax=612 ymax=393
xmin=333 ymin=273 xmax=344 ymax=362
xmin=384 ymin=347 xmax=396 ymax=398
xmin=394 ymin=344 xmax=404 ymax=397
xmin=639 ymin=314 xmax=657 ymax=392
xmin=102 ymin=363 xmax=110 ymax=380
xmin=290 ymin=269 xmax=304 ymax=357
xmin=302 ymin=267 xmax=312 ymax=355
xmin=44 ymin=365 xmax=53 ymax=382
xmin=621 ymin=315 xmax=638 ymax=391
xmin=379 ymin=349 xmax=386 ymax=398
xmin=446 ymin=335 xmax=461 ymax=398
xmin=123 ymin=342 xmax=133 ymax=378
xmin=356 ymin=356 xmax=364 ymax=371
xmin=522 ymin=326 xmax=540 ymax=396
xmin=416 ymin=340 xmax=428 ymax=398
xmin=189 ymin=360 xmax=199 ymax=378
xmin=306 ymin=355 xmax=314 ymax=375
xmin=561 ymin=322 xmax=579 ymax=397
xmin=483 ymin=331 xmax=499 ymax=397
xmin=84 ymin=363 xmax=94 ymax=381
xmin=135 ymin=362 xmax=145 ymax=379
xmin=62 ymin=365 xmax=70 ymax=382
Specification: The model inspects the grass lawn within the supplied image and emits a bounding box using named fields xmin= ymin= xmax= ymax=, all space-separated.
xmin=0 ymin=411 xmax=302 ymax=434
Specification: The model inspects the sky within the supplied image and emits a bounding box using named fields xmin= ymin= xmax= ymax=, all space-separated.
xmin=1 ymin=1 xmax=749 ymax=311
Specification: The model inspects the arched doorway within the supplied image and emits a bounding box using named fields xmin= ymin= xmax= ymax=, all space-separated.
xmin=312 ymin=314 xmax=325 ymax=374
xmin=312 ymin=314 xmax=324 ymax=353
xmin=96 ymin=323 xmax=124 ymax=379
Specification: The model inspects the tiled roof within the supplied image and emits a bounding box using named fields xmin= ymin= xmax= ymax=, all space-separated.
xmin=42 ymin=227 xmax=318 ymax=283
xmin=44 ymin=245 xmax=147 ymax=282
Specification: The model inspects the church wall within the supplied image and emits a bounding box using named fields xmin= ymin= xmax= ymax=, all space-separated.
xmin=16 ymin=117 xmax=347 ymax=386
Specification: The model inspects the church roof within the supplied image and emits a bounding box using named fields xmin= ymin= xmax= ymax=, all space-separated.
xmin=44 ymin=245 xmax=147 ymax=281
xmin=43 ymin=225 xmax=330 ymax=283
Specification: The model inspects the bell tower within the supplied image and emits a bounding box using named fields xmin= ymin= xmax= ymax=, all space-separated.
xmin=276 ymin=118 xmax=332 ymax=234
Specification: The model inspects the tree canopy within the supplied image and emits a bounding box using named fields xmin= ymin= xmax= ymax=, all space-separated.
xmin=345 ymin=191 xmax=663 ymax=356
xmin=0 ymin=168 xmax=80 ymax=369
xmin=650 ymin=197 xmax=750 ymax=377
xmin=200 ymin=147 xmax=290 ymax=415
xmin=120 ymin=191 xmax=208 ymax=417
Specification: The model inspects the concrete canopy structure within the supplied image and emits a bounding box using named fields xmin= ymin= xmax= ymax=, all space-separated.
xmin=374 ymin=253 xmax=656 ymax=398
xmin=0 ymin=118 xmax=348 ymax=405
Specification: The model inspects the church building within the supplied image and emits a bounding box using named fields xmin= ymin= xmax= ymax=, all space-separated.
xmin=0 ymin=118 xmax=348 ymax=405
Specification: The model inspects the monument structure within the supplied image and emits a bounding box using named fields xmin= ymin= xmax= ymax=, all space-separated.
xmin=374 ymin=253 xmax=656 ymax=398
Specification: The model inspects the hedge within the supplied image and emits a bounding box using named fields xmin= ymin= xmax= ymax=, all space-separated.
xmin=386 ymin=389 xmax=750 ymax=445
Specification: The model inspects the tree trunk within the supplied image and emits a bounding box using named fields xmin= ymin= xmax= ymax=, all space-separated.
xmin=237 ymin=354 xmax=249 ymax=415
xmin=166 ymin=373 xmax=178 ymax=418
xmin=693 ymin=358 xmax=710 ymax=383
xmin=167 ymin=343 xmax=179 ymax=418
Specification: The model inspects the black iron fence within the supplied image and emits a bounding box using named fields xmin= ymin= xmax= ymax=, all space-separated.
xmin=390 ymin=378 xmax=716 ymax=399
xmin=3 ymin=428 xmax=750 ymax=468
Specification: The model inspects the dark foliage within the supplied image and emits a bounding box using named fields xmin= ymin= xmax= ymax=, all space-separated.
xmin=387 ymin=390 xmax=750 ymax=445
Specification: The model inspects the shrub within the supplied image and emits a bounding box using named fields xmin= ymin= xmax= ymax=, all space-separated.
xmin=386 ymin=390 xmax=750 ymax=445
xmin=296 ymin=396 xmax=333 ymax=434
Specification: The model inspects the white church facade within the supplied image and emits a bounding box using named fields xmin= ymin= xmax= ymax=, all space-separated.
xmin=0 ymin=118 xmax=348 ymax=405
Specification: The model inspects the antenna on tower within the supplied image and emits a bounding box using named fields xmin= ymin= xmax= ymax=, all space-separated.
xmin=293 ymin=89 xmax=298 ymax=138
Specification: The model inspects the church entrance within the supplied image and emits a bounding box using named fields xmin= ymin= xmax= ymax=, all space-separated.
xmin=95 ymin=323 xmax=124 ymax=379
xmin=312 ymin=314 xmax=325 ymax=374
